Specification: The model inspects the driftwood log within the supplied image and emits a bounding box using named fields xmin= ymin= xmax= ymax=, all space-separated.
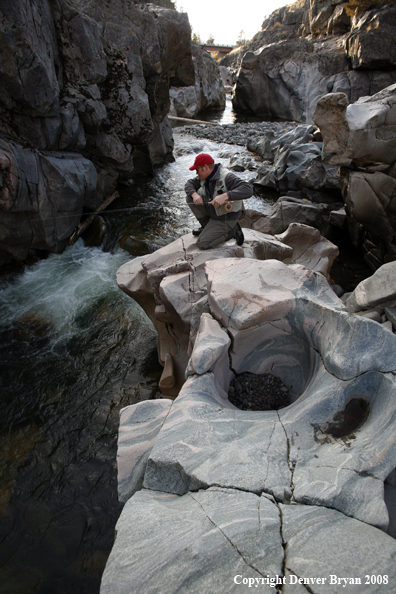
xmin=69 ymin=191 xmax=119 ymax=246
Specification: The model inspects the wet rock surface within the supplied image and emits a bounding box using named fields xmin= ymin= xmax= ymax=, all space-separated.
xmin=228 ymin=371 xmax=291 ymax=411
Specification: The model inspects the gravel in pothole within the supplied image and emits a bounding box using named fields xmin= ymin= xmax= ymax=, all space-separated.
xmin=228 ymin=371 xmax=291 ymax=411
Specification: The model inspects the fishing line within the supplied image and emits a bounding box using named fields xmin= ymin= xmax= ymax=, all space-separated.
xmin=29 ymin=203 xmax=195 ymax=222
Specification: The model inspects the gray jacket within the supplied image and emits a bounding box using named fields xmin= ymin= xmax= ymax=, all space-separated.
xmin=185 ymin=164 xmax=253 ymax=221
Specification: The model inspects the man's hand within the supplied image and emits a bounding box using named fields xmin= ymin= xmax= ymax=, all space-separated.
xmin=211 ymin=192 xmax=229 ymax=207
xmin=192 ymin=191 xmax=203 ymax=205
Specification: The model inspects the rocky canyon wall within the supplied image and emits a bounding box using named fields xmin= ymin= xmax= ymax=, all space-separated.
xmin=230 ymin=0 xmax=396 ymax=123
xmin=169 ymin=42 xmax=225 ymax=120
xmin=0 ymin=0 xmax=195 ymax=263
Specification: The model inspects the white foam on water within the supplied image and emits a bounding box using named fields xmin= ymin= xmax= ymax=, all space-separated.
xmin=0 ymin=241 xmax=142 ymax=340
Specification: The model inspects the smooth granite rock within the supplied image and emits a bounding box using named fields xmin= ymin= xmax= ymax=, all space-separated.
xmin=117 ymin=228 xmax=338 ymax=396
xmin=101 ymin=490 xmax=396 ymax=593
xmin=101 ymin=487 xmax=284 ymax=594
xmin=144 ymin=372 xmax=292 ymax=500
xmin=314 ymin=85 xmax=396 ymax=168
xmin=186 ymin=313 xmax=231 ymax=377
xmin=275 ymin=223 xmax=338 ymax=279
xmin=142 ymin=259 xmax=396 ymax=528
xmin=281 ymin=503 xmax=396 ymax=593
xmin=346 ymin=261 xmax=396 ymax=313
xmin=117 ymin=399 xmax=173 ymax=503
xmin=117 ymin=234 xmax=243 ymax=396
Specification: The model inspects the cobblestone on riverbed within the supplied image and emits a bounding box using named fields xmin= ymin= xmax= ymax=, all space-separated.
xmin=175 ymin=121 xmax=297 ymax=147
xmin=228 ymin=371 xmax=291 ymax=411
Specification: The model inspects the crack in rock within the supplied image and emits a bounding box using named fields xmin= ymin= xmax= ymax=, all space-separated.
xmin=263 ymin=421 xmax=277 ymax=489
xmin=188 ymin=491 xmax=269 ymax=579
xmin=274 ymin=501 xmax=287 ymax=594
xmin=277 ymin=411 xmax=295 ymax=499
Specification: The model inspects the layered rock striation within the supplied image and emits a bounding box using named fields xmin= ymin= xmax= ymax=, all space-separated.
xmin=0 ymin=0 xmax=195 ymax=263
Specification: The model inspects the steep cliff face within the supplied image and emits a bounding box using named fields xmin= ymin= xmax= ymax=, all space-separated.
xmin=230 ymin=0 xmax=396 ymax=123
xmin=0 ymin=0 xmax=194 ymax=263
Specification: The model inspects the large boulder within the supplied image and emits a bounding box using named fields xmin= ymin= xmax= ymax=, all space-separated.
xmin=345 ymin=261 xmax=396 ymax=313
xmin=313 ymin=85 xmax=396 ymax=167
xmin=143 ymin=258 xmax=396 ymax=527
xmin=102 ymin=252 xmax=396 ymax=593
xmin=249 ymin=123 xmax=341 ymax=199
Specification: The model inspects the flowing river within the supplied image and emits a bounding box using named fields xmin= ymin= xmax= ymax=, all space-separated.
xmin=0 ymin=129 xmax=270 ymax=593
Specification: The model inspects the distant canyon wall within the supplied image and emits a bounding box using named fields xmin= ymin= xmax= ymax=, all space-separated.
xmin=229 ymin=0 xmax=396 ymax=123
xmin=169 ymin=42 xmax=225 ymax=120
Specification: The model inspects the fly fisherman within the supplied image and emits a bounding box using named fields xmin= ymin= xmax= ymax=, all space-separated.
xmin=185 ymin=153 xmax=253 ymax=250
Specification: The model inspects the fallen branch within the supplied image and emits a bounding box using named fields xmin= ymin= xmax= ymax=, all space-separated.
xmin=168 ymin=115 xmax=221 ymax=127
xmin=69 ymin=191 xmax=119 ymax=246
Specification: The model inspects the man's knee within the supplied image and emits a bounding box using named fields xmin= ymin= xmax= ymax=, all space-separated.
xmin=196 ymin=234 xmax=212 ymax=250
xmin=197 ymin=233 xmax=226 ymax=250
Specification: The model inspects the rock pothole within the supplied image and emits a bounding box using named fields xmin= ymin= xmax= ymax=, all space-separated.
xmin=228 ymin=371 xmax=291 ymax=411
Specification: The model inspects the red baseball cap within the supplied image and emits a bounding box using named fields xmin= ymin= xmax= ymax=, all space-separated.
xmin=189 ymin=153 xmax=214 ymax=171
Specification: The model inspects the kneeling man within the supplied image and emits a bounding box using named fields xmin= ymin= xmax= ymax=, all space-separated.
xmin=185 ymin=153 xmax=253 ymax=250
